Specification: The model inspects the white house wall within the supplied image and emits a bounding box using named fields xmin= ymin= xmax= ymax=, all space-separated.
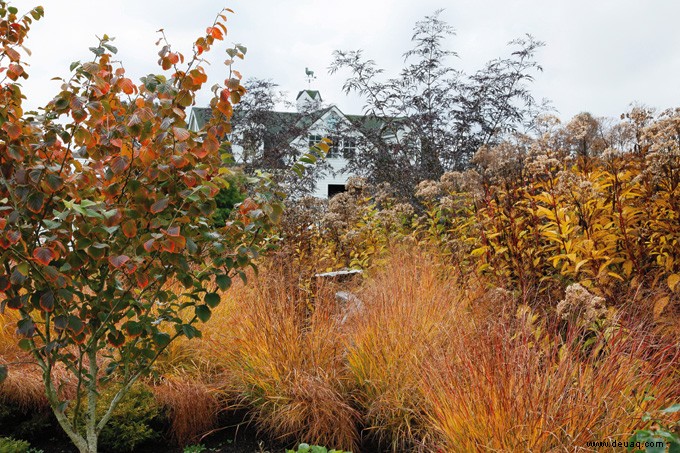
xmin=190 ymin=104 xmax=370 ymax=199
xmin=289 ymin=106 xmax=363 ymax=199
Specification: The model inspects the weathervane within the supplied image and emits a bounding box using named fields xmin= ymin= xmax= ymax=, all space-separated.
xmin=305 ymin=67 xmax=316 ymax=87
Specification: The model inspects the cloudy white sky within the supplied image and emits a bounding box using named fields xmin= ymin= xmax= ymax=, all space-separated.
xmin=18 ymin=1 xmax=680 ymax=120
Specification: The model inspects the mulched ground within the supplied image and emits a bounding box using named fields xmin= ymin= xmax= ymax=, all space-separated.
xmin=1 ymin=407 xmax=282 ymax=453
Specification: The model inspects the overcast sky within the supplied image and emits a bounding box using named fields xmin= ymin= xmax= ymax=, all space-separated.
xmin=19 ymin=1 xmax=680 ymax=121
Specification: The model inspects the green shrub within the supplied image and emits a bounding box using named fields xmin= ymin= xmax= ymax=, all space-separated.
xmin=96 ymin=383 xmax=163 ymax=453
xmin=0 ymin=437 xmax=31 ymax=453
xmin=212 ymin=173 xmax=247 ymax=227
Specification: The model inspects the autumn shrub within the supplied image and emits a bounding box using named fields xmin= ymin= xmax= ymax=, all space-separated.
xmin=414 ymin=109 xmax=680 ymax=325
xmin=276 ymin=177 xmax=414 ymax=278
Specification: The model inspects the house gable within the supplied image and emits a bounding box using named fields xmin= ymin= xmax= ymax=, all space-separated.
xmin=186 ymin=93 xmax=396 ymax=198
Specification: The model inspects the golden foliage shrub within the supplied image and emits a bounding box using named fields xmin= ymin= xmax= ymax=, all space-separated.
xmin=418 ymin=109 xmax=680 ymax=324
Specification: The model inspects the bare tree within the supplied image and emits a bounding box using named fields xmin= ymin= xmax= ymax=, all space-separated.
xmin=330 ymin=10 xmax=546 ymax=199
xmin=227 ymin=78 xmax=332 ymax=197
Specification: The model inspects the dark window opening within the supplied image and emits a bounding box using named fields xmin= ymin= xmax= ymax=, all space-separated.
xmin=308 ymin=134 xmax=357 ymax=159
xmin=328 ymin=184 xmax=346 ymax=198
xmin=308 ymin=134 xmax=324 ymax=148
xmin=343 ymin=137 xmax=357 ymax=158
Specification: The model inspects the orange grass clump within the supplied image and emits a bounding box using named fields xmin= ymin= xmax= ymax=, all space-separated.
xmin=152 ymin=374 xmax=220 ymax=446
xmin=0 ymin=310 xmax=76 ymax=412
xmin=212 ymin=268 xmax=360 ymax=451
xmin=421 ymin=312 xmax=680 ymax=451
xmin=344 ymin=247 xmax=471 ymax=451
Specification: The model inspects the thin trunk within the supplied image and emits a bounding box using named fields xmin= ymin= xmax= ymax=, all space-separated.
xmin=86 ymin=347 xmax=99 ymax=453
xmin=43 ymin=369 xmax=90 ymax=452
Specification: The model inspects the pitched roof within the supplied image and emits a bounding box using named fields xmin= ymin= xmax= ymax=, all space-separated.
xmin=296 ymin=90 xmax=322 ymax=101
xmin=189 ymin=105 xmax=396 ymax=143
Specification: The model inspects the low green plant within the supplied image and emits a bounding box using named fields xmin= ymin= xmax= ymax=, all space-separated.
xmin=286 ymin=443 xmax=349 ymax=453
xmin=0 ymin=437 xmax=43 ymax=453
xmin=96 ymin=384 xmax=162 ymax=452
xmin=628 ymin=404 xmax=680 ymax=453
xmin=182 ymin=444 xmax=207 ymax=453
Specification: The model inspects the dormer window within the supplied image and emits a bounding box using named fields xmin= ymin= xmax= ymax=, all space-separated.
xmin=308 ymin=134 xmax=355 ymax=159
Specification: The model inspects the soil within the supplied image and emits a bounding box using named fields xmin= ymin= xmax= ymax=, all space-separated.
xmin=0 ymin=405 xmax=282 ymax=453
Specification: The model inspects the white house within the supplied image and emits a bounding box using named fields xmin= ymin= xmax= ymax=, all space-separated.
xmin=188 ymin=90 xmax=384 ymax=198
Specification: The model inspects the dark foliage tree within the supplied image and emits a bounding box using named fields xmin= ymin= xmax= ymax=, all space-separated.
xmin=226 ymin=78 xmax=332 ymax=198
xmin=329 ymin=10 xmax=546 ymax=199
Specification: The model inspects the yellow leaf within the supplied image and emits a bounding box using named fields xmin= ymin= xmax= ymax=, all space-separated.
xmin=668 ymin=274 xmax=680 ymax=291
xmin=623 ymin=260 xmax=633 ymax=277
xmin=654 ymin=296 xmax=670 ymax=319
xmin=121 ymin=142 xmax=133 ymax=159
xmin=607 ymin=272 xmax=624 ymax=282
xmin=575 ymin=259 xmax=589 ymax=273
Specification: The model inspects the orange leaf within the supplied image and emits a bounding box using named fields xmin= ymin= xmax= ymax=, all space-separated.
xmin=7 ymin=63 xmax=23 ymax=80
xmin=172 ymin=127 xmax=190 ymax=142
xmin=208 ymin=27 xmax=223 ymax=40
xmin=118 ymin=77 xmax=136 ymax=95
xmin=139 ymin=147 xmax=158 ymax=166
xmin=4 ymin=47 xmax=20 ymax=62
xmin=239 ymin=198 xmax=258 ymax=216
xmin=216 ymin=100 xmax=233 ymax=118
xmin=193 ymin=147 xmax=209 ymax=159
xmin=182 ymin=174 xmax=196 ymax=187
xmin=161 ymin=239 xmax=176 ymax=253
xmin=135 ymin=272 xmax=149 ymax=289
xmin=2 ymin=122 xmax=21 ymax=140
xmin=204 ymin=136 xmax=220 ymax=153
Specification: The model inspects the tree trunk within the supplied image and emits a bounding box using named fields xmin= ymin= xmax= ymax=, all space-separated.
xmin=85 ymin=347 xmax=99 ymax=453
